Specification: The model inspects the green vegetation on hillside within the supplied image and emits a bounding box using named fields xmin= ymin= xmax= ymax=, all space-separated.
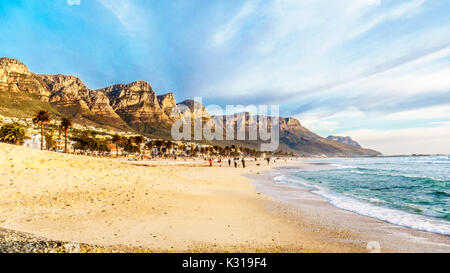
xmin=0 ymin=91 xmax=59 ymax=118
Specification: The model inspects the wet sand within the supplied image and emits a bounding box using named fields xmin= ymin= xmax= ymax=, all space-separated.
xmin=250 ymin=170 xmax=450 ymax=253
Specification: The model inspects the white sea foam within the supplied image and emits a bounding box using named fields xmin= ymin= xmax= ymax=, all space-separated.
xmin=272 ymin=174 xmax=450 ymax=236
xmin=315 ymin=188 xmax=450 ymax=235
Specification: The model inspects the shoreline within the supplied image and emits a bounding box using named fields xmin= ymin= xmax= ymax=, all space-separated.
xmin=249 ymin=166 xmax=450 ymax=253
xmin=1 ymin=143 xmax=449 ymax=253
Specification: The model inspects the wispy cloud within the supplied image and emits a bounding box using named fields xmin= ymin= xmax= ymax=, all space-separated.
xmin=348 ymin=0 xmax=426 ymax=39
xmin=196 ymin=0 xmax=437 ymax=100
xmin=212 ymin=0 xmax=259 ymax=46
xmin=384 ymin=104 xmax=450 ymax=121
xmin=98 ymin=0 xmax=149 ymax=36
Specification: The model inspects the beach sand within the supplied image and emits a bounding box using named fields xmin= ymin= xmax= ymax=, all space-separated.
xmin=0 ymin=143 xmax=448 ymax=253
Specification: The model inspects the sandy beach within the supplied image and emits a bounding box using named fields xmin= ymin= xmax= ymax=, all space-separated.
xmin=0 ymin=143 xmax=449 ymax=253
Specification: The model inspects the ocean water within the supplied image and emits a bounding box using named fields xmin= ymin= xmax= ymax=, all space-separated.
xmin=274 ymin=156 xmax=450 ymax=235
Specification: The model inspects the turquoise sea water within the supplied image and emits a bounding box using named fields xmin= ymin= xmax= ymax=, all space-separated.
xmin=275 ymin=156 xmax=450 ymax=235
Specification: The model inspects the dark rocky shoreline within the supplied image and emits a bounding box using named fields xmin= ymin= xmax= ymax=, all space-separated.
xmin=0 ymin=227 xmax=152 ymax=253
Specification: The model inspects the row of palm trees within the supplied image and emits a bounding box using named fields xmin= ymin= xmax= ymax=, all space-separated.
xmin=32 ymin=110 xmax=73 ymax=153
xmin=5 ymin=110 xmax=292 ymax=157
xmin=110 ymin=138 xmax=268 ymax=158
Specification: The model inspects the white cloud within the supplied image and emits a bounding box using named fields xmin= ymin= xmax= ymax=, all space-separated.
xmin=297 ymin=104 xmax=450 ymax=155
xmin=340 ymin=126 xmax=450 ymax=155
xmin=199 ymin=0 xmax=436 ymax=101
xmin=385 ymin=104 xmax=450 ymax=121
xmin=299 ymin=107 xmax=366 ymax=133
xmin=349 ymin=0 xmax=426 ymax=39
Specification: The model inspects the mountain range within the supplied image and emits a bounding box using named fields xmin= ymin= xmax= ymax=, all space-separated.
xmin=0 ymin=57 xmax=381 ymax=156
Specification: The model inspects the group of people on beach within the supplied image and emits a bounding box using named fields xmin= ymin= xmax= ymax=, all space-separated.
xmin=206 ymin=157 xmax=275 ymax=168
xmin=207 ymin=157 xmax=247 ymax=168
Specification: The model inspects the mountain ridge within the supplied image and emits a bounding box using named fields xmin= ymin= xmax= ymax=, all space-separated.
xmin=0 ymin=57 xmax=381 ymax=156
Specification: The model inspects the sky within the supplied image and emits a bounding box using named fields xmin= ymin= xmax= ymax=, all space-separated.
xmin=0 ymin=0 xmax=449 ymax=155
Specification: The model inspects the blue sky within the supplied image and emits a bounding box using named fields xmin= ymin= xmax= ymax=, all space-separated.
xmin=0 ymin=0 xmax=449 ymax=154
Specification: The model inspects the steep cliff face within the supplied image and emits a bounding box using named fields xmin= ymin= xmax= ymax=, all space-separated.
xmin=0 ymin=58 xmax=30 ymax=75
xmin=98 ymin=81 xmax=172 ymax=134
xmin=0 ymin=65 xmax=8 ymax=91
xmin=0 ymin=58 xmax=50 ymax=100
xmin=177 ymin=100 xmax=211 ymax=121
xmin=280 ymin=117 xmax=302 ymax=130
xmin=327 ymin=136 xmax=362 ymax=148
xmin=101 ymin=81 xmax=166 ymax=120
xmin=36 ymin=74 xmax=128 ymax=128
xmin=38 ymin=74 xmax=90 ymax=105
xmin=157 ymin=92 xmax=179 ymax=119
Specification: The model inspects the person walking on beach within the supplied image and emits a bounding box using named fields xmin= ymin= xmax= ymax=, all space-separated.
xmin=266 ymin=157 xmax=270 ymax=165
xmin=228 ymin=158 xmax=231 ymax=167
xmin=234 ymin=158 xmax=238 ymax=168
xmin=209 ymin=158 xmax=213 ymax=167
xmin=242 ymin=158 xmax=246 ymax=168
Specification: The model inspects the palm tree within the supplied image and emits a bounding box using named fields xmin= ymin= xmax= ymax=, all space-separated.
xmin=112 ymin=134 xmax=122 ymax=157
xmin=59 ymin=117 xmax=73 ymax=153
xmin=166 ymin=141 xmax=174 ymax=155
xmin=155 ymin=140 xmax=164 ymax=155
xmin=145 ymin=140 xmax=154 ymax=156
xmin=133 ymin=136 xmax=145 ymax=154
xmin=178 ymin=143 xmax=185 ymax=155
xmin=45 ymin=130 xmax=55 ymax=150
xmin=33 ymin=110 xmax=51 ymax=150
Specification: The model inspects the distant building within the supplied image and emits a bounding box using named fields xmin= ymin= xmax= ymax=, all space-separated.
xmin=24 ymin=134 xmax=45 ymax=150
xmin=109 ymin=143 xmax=123 ymax=156
xmin=54 ymin=139 xmax=75 ymax=153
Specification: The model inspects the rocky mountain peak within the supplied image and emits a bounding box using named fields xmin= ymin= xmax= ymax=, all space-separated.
xmin=177 ymin=100 xmax=211 ymax=120
xmin=157 ymin=93 xmax=178 ymax=119
xmin=37 ymin=74 xmax=89 ymax=102
xmin=122 ymin=81 xmax=153 ymax=92
xmin=0 ymin=57 xmax=50 ymax=99
xmin=280 ymin=117 xmax=301 ymax=129
xmin=98 ymin=81 xmax=169 ymax=131
xmin=34 ymin=73 xmax=126 ymax=127
xmin=100 ymin=81 xmax=154 ymax=99
xmin=0 ymin=57 xmax=31 ymax=76
xmin=327 ymin=136 xmax=362 ymax=148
